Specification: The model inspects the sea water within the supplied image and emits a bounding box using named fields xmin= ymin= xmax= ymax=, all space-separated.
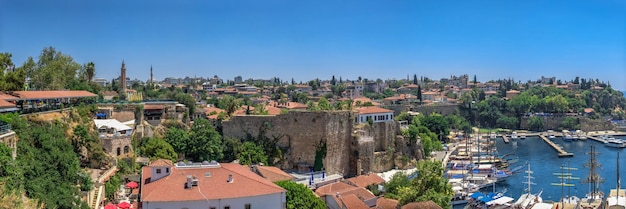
xmin=492 ymin=137 xmax=624 ymax=202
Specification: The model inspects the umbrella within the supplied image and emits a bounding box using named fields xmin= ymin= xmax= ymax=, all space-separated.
xmin=117 ymin=201 xmax=131 ymax=209
xmin=125 ymin=181 xmax=138 ymax=189
xmin=104 ymin=203 xmax=117 ymax=209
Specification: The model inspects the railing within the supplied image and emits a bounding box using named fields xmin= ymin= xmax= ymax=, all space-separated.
xmin=89 ymin=165 xmax=117 ymax=208
xmin=0 ymin=124 xmax=12 ymax=135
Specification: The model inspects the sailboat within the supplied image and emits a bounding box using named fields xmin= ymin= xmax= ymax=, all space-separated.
xmin=579 ymin=145 xmax=605 ymax=209
xmin=551 ymin=160 xmax=579 ymax=208
xmin=605 ymin=152 xmax=626 ymax=209
xmin=512 ymin=163 xmax=543 ymax=209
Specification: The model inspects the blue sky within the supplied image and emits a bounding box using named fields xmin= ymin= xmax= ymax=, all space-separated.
xmin=2 ymin=0 xmax=625 ymax=89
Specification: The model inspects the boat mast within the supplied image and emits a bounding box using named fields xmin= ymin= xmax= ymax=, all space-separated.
xmin=582 ymin=145 xmax=604 ymax=199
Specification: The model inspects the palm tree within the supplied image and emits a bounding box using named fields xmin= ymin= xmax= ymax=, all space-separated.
xmin=85 ymin=62 xmax=95 ymax=82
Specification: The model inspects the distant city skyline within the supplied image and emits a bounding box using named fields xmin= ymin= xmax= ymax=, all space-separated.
xmin=2 ymin=1 xmax=625 ymax=89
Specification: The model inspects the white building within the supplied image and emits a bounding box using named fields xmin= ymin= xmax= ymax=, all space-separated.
xmin=94 ymin=119 xmax=133 ymax=137
xmin=355 ymin=107 xmax=394 ymax=124
xmin=141 ymin=159 xmax=287 ymax=209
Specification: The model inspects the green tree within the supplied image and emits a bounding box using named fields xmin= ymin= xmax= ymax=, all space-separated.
xmin=527 ymin=116 xmax=545 ymax=131
xmin=188 ymin=118 xmax=223 ymax=161
xmin=16 ymin=122 xmax=91 ymax=209
xmin=317 ymin=97 xmax=333 ymax=110
xmin=496 ymin=116 xmax=518 ymax=129
xmin=140 ymin=137 xmax=177 ymax=162
xmin=397 ymin=160 xmax=453 ymax=208
xmin=560 ymin=117 xmax=578 ymax=130
xmin=422 ymin=113 xmax=449 ymax=140
xmin=164 ymin=127 xmax=189 ymax=159
xmin=237 ymin=141 xmax=268 ymax=165
xmin=275 ymin=180 xmax=326 ymax=209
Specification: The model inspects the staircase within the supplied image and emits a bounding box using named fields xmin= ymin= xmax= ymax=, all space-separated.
xmin=89 ymin=166 xmax=117 ymax=209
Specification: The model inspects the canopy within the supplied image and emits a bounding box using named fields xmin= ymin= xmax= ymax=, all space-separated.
xmin=125 ymin=181 xmax=138 ymax=189
xmin=104 ymin=203 xmax=117 ymax=209
xmin=470 ymin=192 xmax=484 ymax=199
xmin=486 ymin=196 xmax=514 ymax=205
xmin=97 ymin=113 xmax=107 ymax=117
xmin=117 ymin=201 xmax=131 ymax=208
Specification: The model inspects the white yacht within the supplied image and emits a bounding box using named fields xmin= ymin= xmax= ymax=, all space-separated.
xmin=547 ymin=130 xmax=556 ymax=139
xmin=511 ymin=131 xmax=518 ymax=139
xmin=519 ymin=132 xmax=526 ymax=139
xmin=605 ymin=138 xmax=626 ymax=148
xmin=513 ymin=163 xmax=544 ymax=209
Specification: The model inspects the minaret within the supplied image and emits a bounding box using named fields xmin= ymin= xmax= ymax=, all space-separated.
xmin=150 ymin=65 xmax=153 ymax=84
xmin=120 ymin=60 xmax=127 ymax=92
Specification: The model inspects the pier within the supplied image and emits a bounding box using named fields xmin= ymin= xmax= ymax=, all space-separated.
xmin=539 ymin=135 xmax=574 ymax=157
xmin=502 ymin=135 xmax=510 ymax=143
xmin=586 ymin=136 xmax=607 ymax=143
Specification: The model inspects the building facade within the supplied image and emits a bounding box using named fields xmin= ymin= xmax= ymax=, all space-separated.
xmin=141 ymin=160 xmax=286 ymax=209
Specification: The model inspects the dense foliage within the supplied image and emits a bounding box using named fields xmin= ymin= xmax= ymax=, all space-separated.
xmin=275 ymin=180 xmax=326 ymax=209
xmin=383 ymin=160 xmax=453 ymax=208
xmin=0 ymin=114 xmax=92 ymax=209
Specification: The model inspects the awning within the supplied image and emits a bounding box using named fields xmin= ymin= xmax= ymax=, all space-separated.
xmin=486 ymin=196 xmax=514 ymax=205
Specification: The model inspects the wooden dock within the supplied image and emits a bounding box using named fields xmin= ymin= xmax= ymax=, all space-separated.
xmin=539 ymin=135 xmax=574 ymax=157
xmin=587 ymin=136 xmax=607 ymax=143
xmin=502 ymin=135 xmax=509 ymax=143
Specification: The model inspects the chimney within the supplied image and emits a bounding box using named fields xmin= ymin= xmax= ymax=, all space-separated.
xmin=227 ymin=174 xmax=233 ymax=183
xmin=185 ymin=175 xmax=192 ymax=189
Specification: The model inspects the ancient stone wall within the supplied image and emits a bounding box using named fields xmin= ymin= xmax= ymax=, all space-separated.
xmin=100 ymin=136 xmax=133 ymax=157
xmin=580 ymin=118 xmax=614 ymax=132
xmin=411 ymin=104 xmax=460 ymax=116
xmin=222 ymin=111 xmax=354 ymax=175
xmin=520 ymin=116 xmax=614 ymax=131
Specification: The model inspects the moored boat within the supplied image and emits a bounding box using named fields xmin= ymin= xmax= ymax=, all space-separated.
xmin=605 ymin=138 xmax=626 ymax=148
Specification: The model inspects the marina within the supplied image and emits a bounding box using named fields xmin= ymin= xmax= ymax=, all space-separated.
xmin=452 ymin=133 xmax=626 ymax=209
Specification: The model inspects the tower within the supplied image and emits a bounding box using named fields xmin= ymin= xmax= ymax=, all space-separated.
xmin=120 ymin=60 xmax=127 ymax=92
xmin=150 ymin=65 xmax=153 ymax=84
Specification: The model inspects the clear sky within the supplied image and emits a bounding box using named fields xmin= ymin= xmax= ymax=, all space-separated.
xmin=2 ymin=0 xmax=625 ymax=89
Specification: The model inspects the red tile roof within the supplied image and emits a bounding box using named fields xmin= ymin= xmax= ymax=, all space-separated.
xmin=144 ymin=104 xmax=164 ymax=110
xmin=376 ymin=197 xmax=399 ymax=209
xmin=150 ymin=159 xmax=173 ymax=167
xmin=253 ymin=166 xmax=295 ymax=182
xmin=341 ymin=194 xmax=370 ymax=209
xmin=345 ymin=174 xmax=385 ymax=188
xmin=10 ymin=90 xmax=97 ymax=100
xmin=357 ymin=107 xmax=393 ymax=115
xmin=265 ymin=106 xmax=282 ymax=115
xmin=0 ymin=93 xmax=18 ymax=100
xmin=141 ymin=163 xmax=285 ymax=202
xmin=0 ymin=100 xmax=14 ymax=108
xmin=315 ymin=181 xmax=355 ymax=196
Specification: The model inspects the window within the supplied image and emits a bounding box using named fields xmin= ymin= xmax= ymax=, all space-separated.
xmin=166 ymin=168 xmax=170 ymax=173
xmin=156 ymin=168 xmax=162 ymax=174
xmin=116 ymin=147 xmax=121 ymax=156
xmin=245 ymin=204 xmax=251 ymax=209
xmin=224 ymin=206 xmax=230 ymax=209
xmin=124 ymin=146 xmax=130 ymax=154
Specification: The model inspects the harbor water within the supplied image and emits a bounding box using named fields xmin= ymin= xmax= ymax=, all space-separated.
xmin=493 ymin=136 xmax=624 ymax=202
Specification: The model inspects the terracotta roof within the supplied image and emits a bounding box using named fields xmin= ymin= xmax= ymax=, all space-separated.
xmin=401 ymin=201 xmax=442 ymax=209
xmin=144 ymin=104 xmax=164 ymax=110
xmin=315 ymin=181 xmax=355 ymax=196
xmin=422 ymin=91 xmax=439 ymax=95
xmin=484 ymin=91 xmax=497 ymax=94
xmin=357 ymin=107 xmax=393 ymax=115
xmin=10 ymin=90 xmax=97 ymax=100
xmin=341 ymin=194 xmax=370 ymax=209
xmin=376 ymin=197 xmax=399 ymax=209
xmin=141 ymin=163 xmax=285 ymax=202
xmin=584 ymin=108 xmax=595 ymax=113
xmin=253 ymin=166 xmax=295 ymax=182
xmin=265 ymin=106 xmax=282 ymax=115
xmin=0 ymin=93 xmax=18 ymax=100
xmin=0 ymin=100 xmax=14 ymax=108
xmin=150 ymin=159 xmax=173 ymax=167
xmin=506 ymin=90 xmax=520 ymax=93
xmin=345 ymin=174 xmax=385 ymax=188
